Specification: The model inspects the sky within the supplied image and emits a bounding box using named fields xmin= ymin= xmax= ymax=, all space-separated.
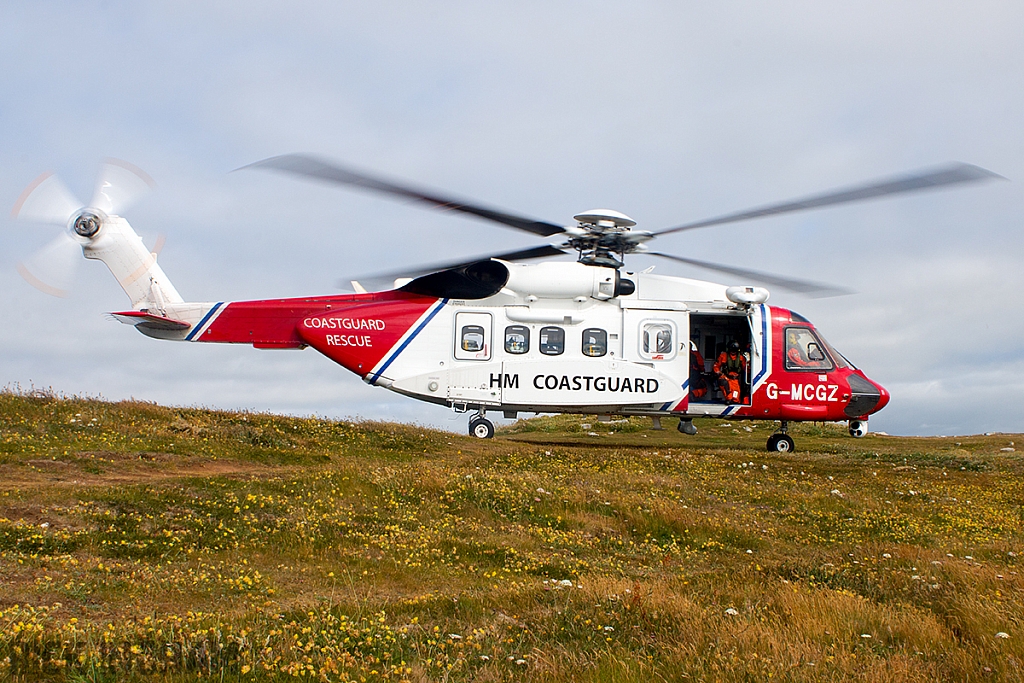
xmin=1 ymin=1 xmax=1022 ymax=436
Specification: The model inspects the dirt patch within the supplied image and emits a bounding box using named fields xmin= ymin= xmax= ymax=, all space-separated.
xmin=0 ymin=455 xmax=292 ymax=490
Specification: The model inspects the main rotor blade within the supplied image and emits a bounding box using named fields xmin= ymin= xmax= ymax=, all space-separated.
xmin=343 ymin=244 xmax=569 ymax=289
xmin=647 ymin=252 xmax=852 ymax=298
xmin=90 ymin=158 xmax=155 ymax=216
xmin=243 ymin=154 xmax=567 ymax=238
xmin=11 ymin=172 xmax=83 ymax=226
xmin=654 ymin=163 xmax=1004 ymax=237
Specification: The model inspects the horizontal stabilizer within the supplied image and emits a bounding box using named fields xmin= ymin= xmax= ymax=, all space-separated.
xmin=110 ymin=310 xmax=191 ymax=331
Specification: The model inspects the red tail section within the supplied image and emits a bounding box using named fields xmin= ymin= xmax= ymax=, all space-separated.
xmin=296 ymin=296 xmax=440 ymax=375
xmin=196 ymin=291 xmax=439 ymax=375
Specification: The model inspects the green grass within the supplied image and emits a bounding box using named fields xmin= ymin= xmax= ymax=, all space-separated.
xmin=0 ymin=390 xmax=1022 ymax=681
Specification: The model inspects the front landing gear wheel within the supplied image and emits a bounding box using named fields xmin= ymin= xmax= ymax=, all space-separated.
xmin=469 ymin=417 xmax=494 ymax=439
xmin=766 ymin=434 xmax=795 ymax=453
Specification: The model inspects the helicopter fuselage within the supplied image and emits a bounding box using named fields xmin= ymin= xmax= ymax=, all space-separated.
xmin=142 ymin=260 xmax=888 ymax=435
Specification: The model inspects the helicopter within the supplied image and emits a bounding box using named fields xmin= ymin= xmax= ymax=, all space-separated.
xmin=12 ymin=156 xmax=1001 ymax=451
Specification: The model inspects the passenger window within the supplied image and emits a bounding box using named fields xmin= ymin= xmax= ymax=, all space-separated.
xmin=784 ymin=327 xmax=833 ymax=370
xmin=539 ymin=326 xmax=565 ymax=356
xmin=454 ymin=311 xmax=492 ymax=360
xmin=640 ymin=322 xmax=675 ymax=360
xmin=504 ymin=325 xmax=530 ymax=354
xmin=582 ymin=328 xmax=607 ymax=357
xmin=461 ymin=325 xmax=484 ymax=352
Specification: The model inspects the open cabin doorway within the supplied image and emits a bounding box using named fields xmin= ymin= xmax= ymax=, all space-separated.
xmin=689 ymin=313 xmax=752 ymax=405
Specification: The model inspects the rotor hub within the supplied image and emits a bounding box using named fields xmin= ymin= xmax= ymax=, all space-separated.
xmin=72 ymin=210 xmax=104 ymax=238
xmin=573 ymin=209 xmax=636 ymax=231
xmin=565 ymin=209 xmax=652 ymax=268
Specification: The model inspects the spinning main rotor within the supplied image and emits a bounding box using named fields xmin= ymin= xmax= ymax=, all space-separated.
xmin=12 ymin=155 xmax=1000 ymax=300
xmin=245 ymin=155 xmax=1001 ymax=298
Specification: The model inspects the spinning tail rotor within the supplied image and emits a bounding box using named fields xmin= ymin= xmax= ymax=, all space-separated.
xmin=12 ymin=160 xmax=181 ymax=309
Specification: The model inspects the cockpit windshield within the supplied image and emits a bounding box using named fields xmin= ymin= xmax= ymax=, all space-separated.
xmin=820 ymin=336 xmax=854 ymax=369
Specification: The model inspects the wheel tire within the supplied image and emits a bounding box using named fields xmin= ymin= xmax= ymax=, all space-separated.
xmin=469 ymin=418 xmax=494 ymax=439
xmin=767 ymin=434 xmax=795 ymax=453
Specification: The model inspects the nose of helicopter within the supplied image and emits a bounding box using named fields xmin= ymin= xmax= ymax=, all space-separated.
xmin=845 ymin=373 xmax=889 ymax=418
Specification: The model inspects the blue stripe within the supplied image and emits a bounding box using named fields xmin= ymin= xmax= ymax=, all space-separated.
xmin=185 ymin=302 xmax=223 ymax=341
xmin=750 ymin=303 xmax=769 ymax=387
xmin=368 ymin=298 xmax=448 ymax=384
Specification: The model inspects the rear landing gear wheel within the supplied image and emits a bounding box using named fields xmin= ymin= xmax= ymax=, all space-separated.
xmin=678 ymin=419 xmax=698 ymax=435
xmin=766 ymin=434 xmax=795 ymax=453
xmin=469 ymin=417 xmax=494 ymax=439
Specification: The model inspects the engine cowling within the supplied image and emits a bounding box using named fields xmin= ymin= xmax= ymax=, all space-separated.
xmin=504 ymin=261 xmax=620 ymax=300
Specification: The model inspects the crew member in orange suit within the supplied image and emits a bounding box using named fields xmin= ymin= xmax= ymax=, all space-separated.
xmin=714 ymin=340 xmax=747 ymax=404
xmin=786 ymin=330 xmax=816 ymax=367
xmin=689 ymin=340 xmax=708 ymax=399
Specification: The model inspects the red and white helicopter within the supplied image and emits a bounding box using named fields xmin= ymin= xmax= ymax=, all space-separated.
xmin=12 ymin=157 xmax=1000 ymax=450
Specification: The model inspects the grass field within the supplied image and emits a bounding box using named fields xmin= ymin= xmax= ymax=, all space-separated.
xmin=0 ymin=390 xmax=1022 ymax=682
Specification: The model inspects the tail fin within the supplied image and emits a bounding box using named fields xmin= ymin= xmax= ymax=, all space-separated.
xmin=83 ymin=215 xmax=183 ymax=310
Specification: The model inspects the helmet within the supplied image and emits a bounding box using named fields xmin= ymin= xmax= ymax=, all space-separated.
xmin=728 ymin=340 xmax=740 ymax=352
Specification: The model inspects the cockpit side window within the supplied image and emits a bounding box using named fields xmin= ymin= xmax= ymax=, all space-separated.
xmin=784 ymin=327 xmax=833 ymax=371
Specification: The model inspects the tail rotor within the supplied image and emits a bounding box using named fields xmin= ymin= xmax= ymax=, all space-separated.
xmin=12 ymin=159 xmax=156 ymax=298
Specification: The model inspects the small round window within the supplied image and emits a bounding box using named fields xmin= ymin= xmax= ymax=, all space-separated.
xmin=461 ymin=325 xmax=485 ymax=352
xmin=539 ymin=326 xmax=565 ymax=356
xmin=504 ymin=325 xmax=530 ymax=354
xmin=582 ymin=328 xmax=607 ymax=357
xmin=640 ymin=321 xmax=674 ymax=360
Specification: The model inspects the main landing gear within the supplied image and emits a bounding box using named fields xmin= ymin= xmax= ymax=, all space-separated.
xmin=766 ymin=421 xmax=795 ymax=453
xmin=468 ymin=410 xmax=494 ymax=439
xmin=677 ymin=418 xmax=698 ymax=435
